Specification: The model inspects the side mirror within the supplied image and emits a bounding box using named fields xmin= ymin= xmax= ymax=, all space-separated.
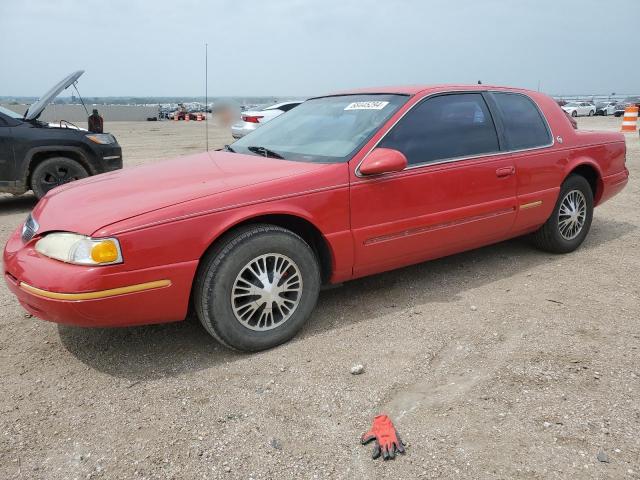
xmin=359 ymin=148 xmax=408 ymax=176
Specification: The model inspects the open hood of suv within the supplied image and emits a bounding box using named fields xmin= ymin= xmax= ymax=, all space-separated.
xmin=24 ymin=70 xmax=84 ymax=121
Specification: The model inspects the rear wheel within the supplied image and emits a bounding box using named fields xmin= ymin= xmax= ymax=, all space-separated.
xmin=194 ymin=224 xmax=321 ymax=351
xmin=31 ymin=157 xmax=88 ymax=199
xmin=531 ymin=175 xmax=593 ymax=253
xmin=588 ymin=110 xmax=594 ymax=116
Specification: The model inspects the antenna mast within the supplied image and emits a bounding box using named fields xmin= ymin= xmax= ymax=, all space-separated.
xmin=205 ymin=43 xmax=209 ymax=151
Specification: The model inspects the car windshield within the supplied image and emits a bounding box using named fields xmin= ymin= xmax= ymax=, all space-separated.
xmin=231 ymin=94 xmax=408 ymax=163
xmin=565 ymin=102 xmax=579 ymax=107
xmin=596 ymin=102 xmax=606 ymax=108
xmin=0 ymin=105 xmax=23 ymax=120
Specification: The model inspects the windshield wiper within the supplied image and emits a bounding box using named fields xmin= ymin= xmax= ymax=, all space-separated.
xmin=223 ymin=144 xmax=235 ymax=152
xmin=247 ymin=146 xmax=284 ymax=159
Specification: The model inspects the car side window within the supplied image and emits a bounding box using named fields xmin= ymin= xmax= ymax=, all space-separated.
xmin=378 ymin=93 xmax=500 ymax=165
xmin=492 ymin=93 xmax=551 ymax=150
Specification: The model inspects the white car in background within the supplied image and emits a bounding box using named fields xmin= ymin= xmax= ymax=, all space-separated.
xmin=561 ymin=102 xmax=596 ymax=117
xmin=595 ymin=101 xmax=617 ymax=116
xmin=231 ymin=101 xmax=303 ymax=139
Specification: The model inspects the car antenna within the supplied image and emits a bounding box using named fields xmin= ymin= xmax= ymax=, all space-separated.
xmin=205 ymin=42 xmax=209 ymax=152
xmin=72 ymin=81 xmax=90 ymax=117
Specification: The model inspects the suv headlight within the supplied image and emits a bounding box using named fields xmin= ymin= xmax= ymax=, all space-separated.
xmin=86 ymin=133 xmax=116 ymax=145
xmin=35 ymin=233 xmax=123 ymax=266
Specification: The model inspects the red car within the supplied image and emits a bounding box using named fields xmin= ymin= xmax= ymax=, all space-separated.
xmin=3 ymin=85 xmax=629 ymax=351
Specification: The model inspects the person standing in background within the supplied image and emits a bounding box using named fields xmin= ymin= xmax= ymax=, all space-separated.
xmin=88 ymin=108 xmax=103 ymax=133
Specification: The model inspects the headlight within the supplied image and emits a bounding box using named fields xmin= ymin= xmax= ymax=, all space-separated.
xmin=35 ymin=233 xmax=123 ymax=266
xmin=86 ymin=133 xmax=116 ymax=145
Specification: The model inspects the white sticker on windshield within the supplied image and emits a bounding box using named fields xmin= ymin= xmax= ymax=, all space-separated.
xmin=344 ymin=101 xmax=389 ymax=111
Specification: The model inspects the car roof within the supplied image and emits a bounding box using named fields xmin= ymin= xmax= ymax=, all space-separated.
xmin=319 ymin=84 xmax=544 ymax=97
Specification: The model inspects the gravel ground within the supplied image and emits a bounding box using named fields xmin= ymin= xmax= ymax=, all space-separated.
xmin=0 ymin=117 xmax=638 ymax=479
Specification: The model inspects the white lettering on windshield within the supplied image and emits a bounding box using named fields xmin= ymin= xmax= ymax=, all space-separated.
xmin=344 ymin=101 xmax=389 ymax=111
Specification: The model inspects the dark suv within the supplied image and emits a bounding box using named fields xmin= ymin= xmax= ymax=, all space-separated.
xmin=0 ymin=71 xmax=122 ymax=199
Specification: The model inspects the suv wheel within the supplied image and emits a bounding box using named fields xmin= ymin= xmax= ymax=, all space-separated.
xmin=531 ymin=175 xmax=594 ymax=254
xmin=31 ymin=157 xmax=89 ymax=199
xmin=194 ymin=224 xmax=321 ymax=351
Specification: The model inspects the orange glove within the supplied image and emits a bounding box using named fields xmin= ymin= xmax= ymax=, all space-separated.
xmin=361 ymin=414 xmax=406 ymax=460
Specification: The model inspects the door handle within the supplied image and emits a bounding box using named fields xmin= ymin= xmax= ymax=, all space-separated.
xmin=496 ymin=166 xmax=515 ymax=178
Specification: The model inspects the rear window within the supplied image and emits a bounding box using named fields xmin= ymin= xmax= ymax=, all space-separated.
xmin=277 ymin=103 xmax=300 ymax=112
xmin=492 ymin=93 xmax=551 ymax=150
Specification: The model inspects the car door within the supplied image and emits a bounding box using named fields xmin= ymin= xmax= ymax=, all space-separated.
xmin=0 ymin=116 xmax=15 ymax=183
xmin=488 ymin=92 xmax=566 ymax=235
xmin=349 ymin=92 xmax=517 ymax=277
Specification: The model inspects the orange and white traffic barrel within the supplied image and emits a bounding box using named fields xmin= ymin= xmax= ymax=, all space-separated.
xmin=621 ymin=105 xmax=638 ymax=132
xmin=197 ymin=114 xmax=203 ymax=121
xmin=184 ymin=113 xmax=190 ymax=122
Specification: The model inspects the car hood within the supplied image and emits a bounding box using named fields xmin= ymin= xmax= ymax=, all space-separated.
xmin=24 ymin=70 xmax=84 ymax=121
xmin=31 ymin=151 xmax=341 ymax=236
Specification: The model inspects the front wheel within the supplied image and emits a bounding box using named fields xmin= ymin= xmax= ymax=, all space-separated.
xmin=588 ymin=110 xmax=594 ymax=116
xmin=531 ymin=175 xmax=594 ymax=253
xmin=194 ymin=224 xmax=321 ymax=351
xmin=571 ymin=110 xmax=578 ymax=117
xmin=30 ymin=157 xmax=89 ymax=199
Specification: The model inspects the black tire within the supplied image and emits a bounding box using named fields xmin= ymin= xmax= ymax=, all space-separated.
xmin=571 ymin=110 xmax=578 ymax=117
xmin=588 ymin=110 xmax=594 ymax=116
xmin=31 ymin=157 xmax=89 ymax=199
xmin=531 ymin=175 xmax=594 ymax=254
xmin=193 ymin=224 xmax=321 ymax=351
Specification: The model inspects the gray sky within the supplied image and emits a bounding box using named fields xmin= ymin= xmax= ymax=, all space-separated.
xmin=1 ymin=0 xmax=638 ymax=97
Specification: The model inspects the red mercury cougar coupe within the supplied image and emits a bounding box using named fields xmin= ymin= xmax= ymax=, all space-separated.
xmin=3 ymin=85 xmax=629 ymax=351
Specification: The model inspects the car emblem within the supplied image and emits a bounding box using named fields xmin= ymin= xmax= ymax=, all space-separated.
xmin=556 ymin=135 xmax=563 ymax=144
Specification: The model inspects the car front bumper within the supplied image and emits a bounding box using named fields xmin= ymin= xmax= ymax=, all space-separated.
xmin=98 ymin=144 xmax=123 ymax=173
xmin=3 ymin=227 xmax=197 ymax=327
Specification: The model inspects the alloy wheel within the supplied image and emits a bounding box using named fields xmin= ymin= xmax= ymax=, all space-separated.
xmin=231 ymin=253 xmax=303 ymax=331
xmin=40 ymin=165 xmax=84 ymax=190
xmin=558 ymin=189 xmax=587 ymax=240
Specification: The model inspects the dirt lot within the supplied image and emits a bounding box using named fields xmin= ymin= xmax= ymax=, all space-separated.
xmin=0 ymin=117 xmax=638 ymax=479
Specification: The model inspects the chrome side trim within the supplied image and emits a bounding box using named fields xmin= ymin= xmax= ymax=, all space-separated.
xmin=363 ymin=207 xmax=516 ymax=246
xmin=355 ymin=90 xmax=555 ymax=178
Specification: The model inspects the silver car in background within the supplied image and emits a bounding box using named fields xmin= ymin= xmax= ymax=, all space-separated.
xmin=561 ymin=101 xmax=596 ymax=117
xmin=231 ymin=101 xmax=303 ymax=139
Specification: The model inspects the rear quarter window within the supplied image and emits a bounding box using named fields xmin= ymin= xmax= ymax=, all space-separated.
xmin=492 ymin=93 xmax=551 ymax=150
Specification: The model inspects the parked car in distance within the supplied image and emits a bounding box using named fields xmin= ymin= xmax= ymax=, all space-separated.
xmin=0 ymin=71 xmax=122 ymax=199
xmin=561 ymin=101 xmax=596 ymax=117
xmin=595 ymin=101 xmax=617 ymax=116
xmin=4 ymin=85 xmax=628 ymax=352
xmin=614 ymin=96 xmax=640 ymax=117
xmin=231 ymin=101 xmax=303 ymax=139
